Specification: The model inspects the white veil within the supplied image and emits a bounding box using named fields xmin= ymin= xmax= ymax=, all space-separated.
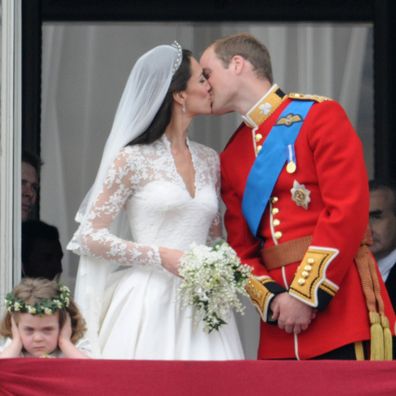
xmin=67 ymin=42 xmax=183 ymax=356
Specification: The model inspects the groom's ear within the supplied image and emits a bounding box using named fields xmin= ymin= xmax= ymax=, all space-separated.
xmin=230 ymin=55 xmax=245 ymax=75
xmin=173 ymin=91 xmax=186 ymax=105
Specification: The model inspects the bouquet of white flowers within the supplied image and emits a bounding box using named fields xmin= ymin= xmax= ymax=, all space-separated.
xmin=178 ymin=240 xmax=252 ymax=333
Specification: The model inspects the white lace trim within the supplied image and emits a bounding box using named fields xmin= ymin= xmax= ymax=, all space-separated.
xmin=68 ymin=135 xmax=221 ymax=269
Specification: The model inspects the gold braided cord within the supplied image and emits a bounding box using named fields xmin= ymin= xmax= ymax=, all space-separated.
xmin=355 ymin=228 xmax=393 ymax=360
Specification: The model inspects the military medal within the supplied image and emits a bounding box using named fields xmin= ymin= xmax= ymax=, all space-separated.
xmin=286 ymin=144 xmax=297 ymax=174
xmin=286 ymin=161 xmax=296 ymax=174
xmin=290 ymin=180 xmax=311 ymax=209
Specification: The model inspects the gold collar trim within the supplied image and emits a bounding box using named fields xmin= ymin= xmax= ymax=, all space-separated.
xmin=242 ymin=84 xmax=286 ymax=128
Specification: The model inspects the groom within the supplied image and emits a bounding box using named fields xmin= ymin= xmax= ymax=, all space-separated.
xmin=200 ymin=32 xmax=395 ymax=359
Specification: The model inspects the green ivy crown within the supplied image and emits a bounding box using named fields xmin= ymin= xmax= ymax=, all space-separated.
xmin=5 ymin=284 xmax=71 ymax=315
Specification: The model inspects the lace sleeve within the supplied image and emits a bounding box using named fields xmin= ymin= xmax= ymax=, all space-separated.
xmin=207 ymin=149 xmax=223 ymax=245
xmin=71 ymin=148 xmax=161 ymax=268
xmin=207 ymin=212 xmax=223 ymax=245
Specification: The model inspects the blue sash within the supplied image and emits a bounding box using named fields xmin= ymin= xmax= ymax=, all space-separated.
xmin=242 ymin=100 xmax=314 ymax=236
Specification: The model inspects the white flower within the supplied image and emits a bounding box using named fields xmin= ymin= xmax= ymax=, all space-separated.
xmin=54 ymin=300 xmax=63 ymax=309
xmin=44 ymin=308 xmax=53 ymax=315
xmin=178 ymin=240 xmax=252 ymax=333
xmin=27 ymin=306 xmax=36 ymax=314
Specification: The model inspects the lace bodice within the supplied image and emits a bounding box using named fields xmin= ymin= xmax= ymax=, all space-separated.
xmin=68 ymin=134 xmax=221 ymax=269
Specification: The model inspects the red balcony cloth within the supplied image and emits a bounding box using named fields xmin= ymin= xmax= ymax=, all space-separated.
xmin=1 ymin=359 xmax=395 ymax=396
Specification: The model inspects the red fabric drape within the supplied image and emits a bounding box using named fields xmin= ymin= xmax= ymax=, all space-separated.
xmin=1 ymin=359 xmax=396 ymax=396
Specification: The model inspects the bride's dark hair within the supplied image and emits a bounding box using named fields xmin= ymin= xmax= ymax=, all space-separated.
xmin=127 ymin=49 xmax=192 ymax=146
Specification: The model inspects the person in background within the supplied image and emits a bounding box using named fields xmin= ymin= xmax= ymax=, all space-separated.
xmin=22 ymin=150 xmax=42 ymax=222
xmin=22 ymin=220 xmax=64 ymax=281
xmin=21 ymin=151 xmax=64 ymax=281
xmin=369 ymin=179 xmax=396 ymax=311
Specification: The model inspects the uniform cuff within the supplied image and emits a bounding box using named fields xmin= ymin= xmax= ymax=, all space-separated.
xmin=246 ymin=276 xmax=286 ymax=322
xmin=288 ymin=246 xmax=339 ymax=309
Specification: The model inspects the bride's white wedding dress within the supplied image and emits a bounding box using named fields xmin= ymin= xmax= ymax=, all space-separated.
xmin=69 ymin=134 xmax=244 ymax=359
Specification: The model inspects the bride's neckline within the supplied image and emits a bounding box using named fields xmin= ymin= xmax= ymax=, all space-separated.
xmin=160 ymin=134 xmax=197 ymax=199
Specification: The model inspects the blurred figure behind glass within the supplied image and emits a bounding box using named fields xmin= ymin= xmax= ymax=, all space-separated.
xmin=22 ymin=220 xmax=63 ymax=281
xmin=369 ymin=179 xmax=396 ymax=311
xmin=21 ymin=150 xmax=42 ymax=222
xmin=21 ymin=150 xmax=63 ymax=281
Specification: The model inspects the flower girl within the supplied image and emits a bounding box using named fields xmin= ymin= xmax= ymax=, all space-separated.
xmin=0 ymin=277 xmax=91 ymax=358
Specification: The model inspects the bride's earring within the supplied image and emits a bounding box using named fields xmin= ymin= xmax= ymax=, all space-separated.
xmin=182 ymin=103 xmax=186 ymax=113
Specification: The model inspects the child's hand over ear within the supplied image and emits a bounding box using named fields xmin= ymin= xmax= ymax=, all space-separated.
xmin=0 ymin=316 xmax=23 ymax=358
xmin=59 ymin=312 xmax=72 ymax=343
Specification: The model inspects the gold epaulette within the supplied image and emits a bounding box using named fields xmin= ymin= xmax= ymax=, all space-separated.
xmin=288 ymin=92 xmax=332 ymax=103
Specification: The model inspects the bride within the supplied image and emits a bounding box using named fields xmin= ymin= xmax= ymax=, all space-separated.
xmin=67 ymin=42 xmax=245 ymax=360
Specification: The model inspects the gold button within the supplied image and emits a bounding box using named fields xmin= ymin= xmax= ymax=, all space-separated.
xmin=272 ymin=208 xmax=279 ymax=215
xmin=256 ymin=145 xmax=262 ymax=153
xmin=271 ymin=196 xmax=279 ymax=203
xmin=274 ymin=231 xmax=282 ymax=239
xmin=298 ymin=278 xmax=305 ymax=285
xmin=304 ymin=265 xmax=312 ymax=271
xmin=301 ymin=271 xmax=309 ymax=278
xmin=273 ymin=219 xmax=280 ymax=227
xmin=307 ymin=258 xmax=315 ymax=264
xmin=255 ymin=133 xmax=263 ymax=142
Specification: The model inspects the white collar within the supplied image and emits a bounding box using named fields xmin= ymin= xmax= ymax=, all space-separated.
xmin=377 ymin=248 xmax=396 ymax=281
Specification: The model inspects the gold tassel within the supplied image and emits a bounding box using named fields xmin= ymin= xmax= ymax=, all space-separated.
xmin=381 ymin=314 xmax=393 ymax=360
xmin=354 ymin=342 xmax=365 ymax=360
xmin=355 ymin=231 xmax=394 ymax=361
xmin=369 ymin=311 xmax=384 ymax=360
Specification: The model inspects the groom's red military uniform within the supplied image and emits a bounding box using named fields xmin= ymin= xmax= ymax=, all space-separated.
xmin=221 ymin=85 xmax=396 ymax=359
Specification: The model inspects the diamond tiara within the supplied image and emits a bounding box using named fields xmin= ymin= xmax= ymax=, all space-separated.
xmin=171 ymin=40 xmax=183 ymax=74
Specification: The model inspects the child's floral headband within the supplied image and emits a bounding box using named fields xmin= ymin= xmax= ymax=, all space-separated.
xmin=5 ymin=284 xmax=71 ymax=315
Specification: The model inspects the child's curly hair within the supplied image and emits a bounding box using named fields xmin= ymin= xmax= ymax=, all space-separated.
xmin=0 ymin=277 xmax=86 ymax=343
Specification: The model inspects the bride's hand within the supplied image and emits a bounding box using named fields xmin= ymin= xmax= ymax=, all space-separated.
xmin=159 ymin=247 xmax=184 ymax=276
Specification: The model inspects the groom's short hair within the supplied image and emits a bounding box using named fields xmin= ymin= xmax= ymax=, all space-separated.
xmin=212 ymin=32 xmax=273 ymax=83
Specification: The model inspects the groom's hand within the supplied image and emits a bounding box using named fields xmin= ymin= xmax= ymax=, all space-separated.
xmin=270 ymin=292 xmax=316 ymax=335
